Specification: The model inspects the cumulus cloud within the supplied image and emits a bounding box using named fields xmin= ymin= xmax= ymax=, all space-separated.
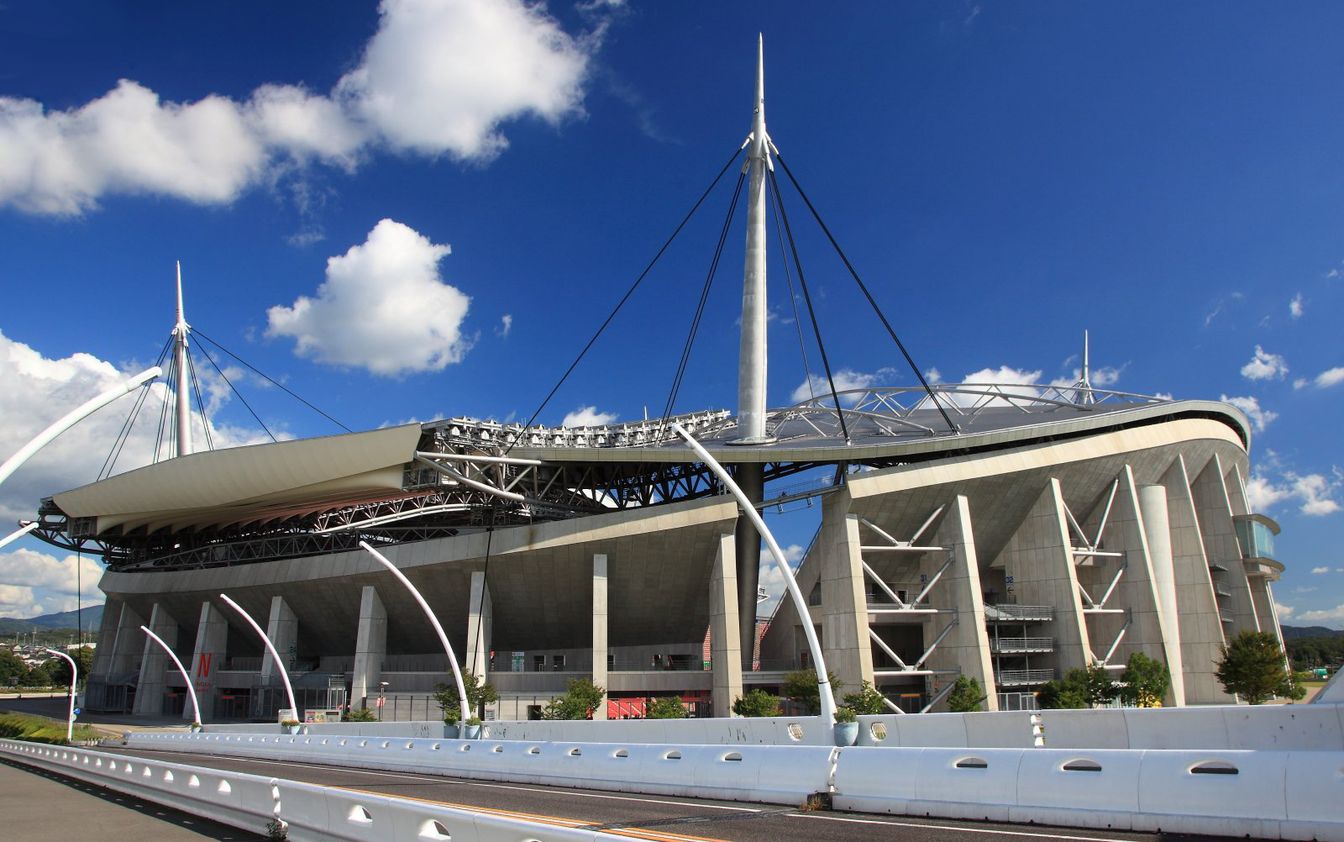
xmin=1297 ymin=604 xmax=1344 ymax=626
xmin=1312 ymin=566 xmax=1332 ymax=575
xmin=1290 ymin=293 xmax=1304 ymax=319
xmin=1248 ymin=469 xmax=1341 ymax=518
xmin=1274 ymin=602 xmax=1294 ymax=619
xmin=497 ymin=314 xmax=513 ymax=338
xmin=757 ymin=543 xmax=806 ymax=615
xmin=790 ymin=368 xmax=897 ymax=404
xmin=1220 ymin=394 xmax=1277 ymax=432
xmin=562 ymin=406 xmax=618 ymax=427
xmin=0 ymin=548 xmax=103 ymax=618
xmin=267 ymin=219 xmax=472 ymax=376
xmin=0 ymin=0 xmax=608 ymax=216
xmin=1315 ymin=367 xmax=1344 ymax=389
xmin=1240 ymin=345 xmax=1288 ymax=381
xmin=0 ymin=330 xmax=268 ymax=524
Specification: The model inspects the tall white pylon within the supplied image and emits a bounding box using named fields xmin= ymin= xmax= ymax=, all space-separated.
xmin=734 ymin=34 xmax=772 ymax=444
xmin=1072 ymin=329 xmax=1095 ymax=405
xmin=173 ymin=261 xmax=192 ymax=457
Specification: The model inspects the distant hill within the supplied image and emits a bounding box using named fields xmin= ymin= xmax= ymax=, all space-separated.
xmin=0 ymin=604 xmax=103 ymax=635
xmin=1281 ymin=624 xmax=1344 ymax=640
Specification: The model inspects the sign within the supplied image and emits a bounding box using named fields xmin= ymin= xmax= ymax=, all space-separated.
xmin=277 ymin=708 xmax=296 ymax=724
xmin=375 ymin=695 xmax=385 ymax=708
xmin=304 ymin=710 xmax=327 ymax=724
xmin=73 ymin=707 xmax=81 ymax=716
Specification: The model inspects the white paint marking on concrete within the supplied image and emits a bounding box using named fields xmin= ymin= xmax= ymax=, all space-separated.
xmin=791 ymin=814 xmax=1146 ymax=842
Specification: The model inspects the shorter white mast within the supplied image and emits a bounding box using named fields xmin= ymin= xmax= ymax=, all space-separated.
xmin=173 ymin=262 xmax=193 ymax=456
xmin=1072 ymin=329 xmax=1095 ymax=405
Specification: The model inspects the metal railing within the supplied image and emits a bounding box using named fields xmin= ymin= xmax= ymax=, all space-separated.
xmin=985 ymin=604 xmax=1054 ymax=622
xmin=990 ymin=637 xmax=1054 ymax=654
xmin=996 ymin=668 xmax=1054 ymax=686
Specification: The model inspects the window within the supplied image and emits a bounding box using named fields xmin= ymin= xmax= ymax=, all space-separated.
xmin=533 ymin=655 xmax=545 ymax=672
xmin=552 ymin=654 xmax=565 ymax=671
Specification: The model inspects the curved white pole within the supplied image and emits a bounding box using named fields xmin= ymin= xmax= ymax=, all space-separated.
xmin=0 ymin=366 xmax=161 ymax=488
xmin=0 ymin=521 xmax=38 ymax=551
xmin=671 ymin=422 xmax=838 ymax=722
xmin=218 ymin=594 xmax=297 ymax=720
xmin=140 ymin=625 xmax=201 ymax=726
xmin=359 ymin=541 xmax=471 ymax=724
xmin=43 ymin=648 xmax=77 ymax=742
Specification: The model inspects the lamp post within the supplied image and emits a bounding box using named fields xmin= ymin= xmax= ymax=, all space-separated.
xmin=671 ymin=422 xmax=838 ymax=723
xmin=218 ymin=594 xmax=298 ymax=721
xmin=43 ymin=648 xmax=77 ymax=743
xmin=139 ymin=625 xmax=201 ymax=727
xmin=358 ymin=541 xmax=471 ymax=724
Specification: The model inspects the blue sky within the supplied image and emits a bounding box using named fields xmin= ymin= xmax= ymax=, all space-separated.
xmin=0 ymin=1 xmax=1340 ymax=626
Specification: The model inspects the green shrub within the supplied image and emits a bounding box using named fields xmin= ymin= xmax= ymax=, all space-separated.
xmin=731 ymin=688 xmax=781 ymax=717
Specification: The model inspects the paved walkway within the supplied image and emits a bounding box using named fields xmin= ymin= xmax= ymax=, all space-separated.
xmin=0 ymin=758 xmax=262 ymax=840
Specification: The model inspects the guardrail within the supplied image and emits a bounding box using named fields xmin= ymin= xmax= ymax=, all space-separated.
xmin=116 ymin=732 xmax=1344 ymax=840
xmin=0 ymin=738 xmax=638 ymax=841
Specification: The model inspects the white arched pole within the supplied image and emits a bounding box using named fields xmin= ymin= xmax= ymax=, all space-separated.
xmin=218 ymin=594 xmax=298 ymax=720
xmin=359 ymin=541 xmax=471 ymax=724
xmin=0 ymin=366 xmax=161 ymax=487
xmin=0 ymin=521 xmax=38 ymax=551
xmin=671 ymin=422 xmax=838 ymax=723
xmin=140 ymin=625 xmax=201 ymax=726
xmin=43 ymin=648 xmax=77 ymax=742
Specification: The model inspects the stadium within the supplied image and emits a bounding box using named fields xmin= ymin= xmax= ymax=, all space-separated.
xmin=27 ymin=46 xmax=1284 ymax=722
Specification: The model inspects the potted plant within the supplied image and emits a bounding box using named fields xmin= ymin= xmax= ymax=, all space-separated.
xmin=280 ymin=718 xmax=302 ymax=735
xmin=463 ymin=715 xmax=482 ymax=740
xmin=189 ymin=721 xmax=203 ymax=733
xmin=443 ymin=711 xmax=461 ymax=739
xmin=833 ymin=706 xmax=859 ymax=746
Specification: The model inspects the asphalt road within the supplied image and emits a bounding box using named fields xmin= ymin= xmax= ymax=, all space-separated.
xmin=96 ymin=745 xmax=1259 ymax=842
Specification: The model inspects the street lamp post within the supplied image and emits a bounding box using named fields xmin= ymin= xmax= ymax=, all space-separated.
xmin=139 ymin=625 xmax=202 ymax=727
xmin=218 ymin=594 xmax=298 ymax=721
xmin=43 ymin=648 xmax=77 ymax=743
xmin=358 ymin=541 xmax=471 ymax=725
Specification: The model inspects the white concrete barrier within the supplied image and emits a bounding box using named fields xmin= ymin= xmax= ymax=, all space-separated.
xmin=1283 ymin=750 xmax=1344 ymax=842
xmin=1135 ymin=750 xmax=1288 ymax=838
xmin=0 ymin=739 xmax=629 ymax=841
xmin=1009 ymin=749 xmax=1142 ymax=830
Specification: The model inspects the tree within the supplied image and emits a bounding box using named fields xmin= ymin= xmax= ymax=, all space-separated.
xmin=1084 ymin=664 xmax=1118 ymax=707
xmin=45 ymin=646 xmax=94 ymax=689
xmin=433 ymin=671 xmax=498 ymax=722
xmin=1036 ymin=668 xmax=1090 ymax=709
xmin=842 ymin=680 xmax=887 ymax=715
xmin=0 ymin=651 xmax=25 ymax=686
xmin=946 ymin=675 xmax=985 ymax=712
xmin=541 ymin=678 xmax=605 ymax=720
xmin=1217 ymin=631 xmax=1301 ymax=704
xmin=1119 ymin=652 xmax=1170 ymax=707
xmin=731 ymin=689 xmax=781 ymax=717
xmin=781 ymin=669 xmax=842 ymax=715
xmin=645 ymin=696 xmax=688 ymax=719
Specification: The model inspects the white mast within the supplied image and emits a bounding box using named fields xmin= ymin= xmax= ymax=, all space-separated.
xmin=1073 ymin=329 xmax=1095 ymax=405
xmin=735 ymin=34 xmax=771 ymax=444
xmin=173 ymin=261 xmax=193 ymax=456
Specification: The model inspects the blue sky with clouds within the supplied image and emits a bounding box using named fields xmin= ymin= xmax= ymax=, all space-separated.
xmin=0 ymin=1 xmax=1340 ymax=625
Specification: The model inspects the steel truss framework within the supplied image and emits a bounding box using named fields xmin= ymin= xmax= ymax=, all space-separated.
xmin=34 ymin=386 xmax=1171 ymax=573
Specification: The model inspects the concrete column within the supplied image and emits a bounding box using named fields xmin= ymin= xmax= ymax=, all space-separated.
xmin=133 ymin=603 xmax=179 ymax=716
xmin=709 ymin=532 xmax=744 ymax=717
xmin=187 ymin=601 xmax=228 ymax=721
xmin=818 ymin=489 xmax=874 ymax=691
xmin=260 ymin=596 xmax=297 ymax=684
xmin=1158 ymin=455 xmax=1235 ymax=704
xmin=1139 ymin=483 xmax=1186 ymax=706
xmin=465 ymin=571 xmax=493 ymax=679
xmin=100 ymin=600 xmax=146 ymax=678
xmin=592 ymin=553 xmax=609 ymax=720
xmin=88 ymin=598 xmax=128 ymax=678
xmin=351 ymin=586 xmax=387 ymax=710
xmin=922 ymin=496 xmax=998 ymax=711
xmin=1191 ymin=454 xmax=1259 ymax=635
xmin=734 ymin=465 xmax=765 ymax=669
xmin=996 ymin=478 xmax=1093 ymax=676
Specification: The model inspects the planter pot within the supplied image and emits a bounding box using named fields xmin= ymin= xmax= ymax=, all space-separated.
xmin=833 ymin=721 xmax=859 ymax=747
xmin=463 ymin=724 xmax=481 ymax=740
xmin=284 ymin=724 xmax=302 ymax=735
xmin=444 ymin=724 xmax=460 ymax=739
xmin=189 ymin=725 xmax=202 ymax=734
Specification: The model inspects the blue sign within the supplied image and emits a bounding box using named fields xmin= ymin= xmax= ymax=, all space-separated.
xmin=73 ymin=707 xmax=81 ymax=716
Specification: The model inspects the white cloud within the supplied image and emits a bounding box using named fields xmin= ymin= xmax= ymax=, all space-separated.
xmin=1290 ymin=293 xmax=1304 ymax=319
xmin=1293 ymin=474 xmax=1341 ymax=516
xmin=1274 ymin=602 xmax=1294 ymax=619
xmin=1245 ymin=474 xmax=1290 ymax=512
xmin=1220 ymin=394 xmax=1277 ymax=432
xmin=562 ymin=406 xmax=618 ymax=427
xmin=0 ymin=330 xmax=267 ymax=524
xmin=1297 ymin=604 xmax=1344 ymax=626
xmin=1240 ymin=345 xmax=1288 ymax=380
xmin=0 ymin=548 xmax=113 ymax=619
xmin=0 ymin=0 xmax=608 ymax=216
xmin=1294 ymin=378 xmax=1308 ymax=390
xmin=1312 ymin=566 xmax=1332 ymax=575
xmin=1315 ymin=367 xmax=1344 ymax=389
xmin=1248 ymin=468 xmax=1341 ymax=518
xmin=267 ymin=219 xmax=472 ymax=376
xmin=497 ymin=314 xmax=513 ymax=338
xmin=757 ymin=543 xmax=806 ymax=615
xmin=924 ymin=367 xmax=942 ymax=384
xmin=790 ymin=368 xmax=896 ymax=404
